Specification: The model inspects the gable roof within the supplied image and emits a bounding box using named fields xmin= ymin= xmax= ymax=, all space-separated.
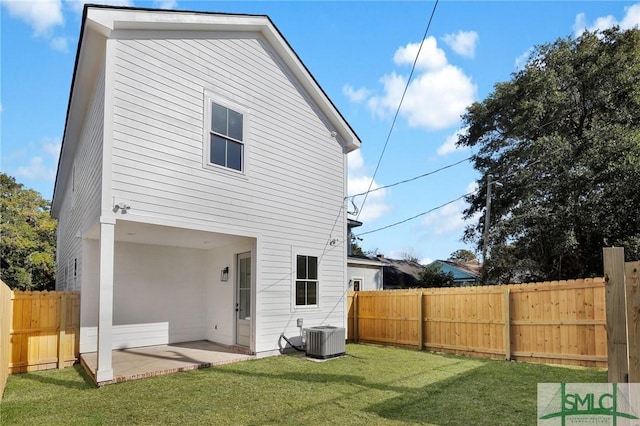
xmin=382 ymin=258 xmax=424 ymax=289
xmin=52 ymin=4 xmax=361 ymax=216
xmin=430 ymin=260 xmax=480 ymax=282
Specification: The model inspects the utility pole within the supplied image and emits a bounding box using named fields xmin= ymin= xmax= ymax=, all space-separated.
xmin=481 ymin=175 xmax=492 ymax=265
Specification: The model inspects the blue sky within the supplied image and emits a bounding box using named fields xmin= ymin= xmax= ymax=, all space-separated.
xmin=2 ymin=1 xmax=639 ymax=264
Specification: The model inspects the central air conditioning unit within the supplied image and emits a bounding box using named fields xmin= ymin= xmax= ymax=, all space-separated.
xmin=305 ymin=326 xmax=345 ymax=359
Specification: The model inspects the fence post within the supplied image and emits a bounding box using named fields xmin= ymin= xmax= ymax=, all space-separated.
xmin=57 ymin=293 xmax=67 ymax=369
xmin=353 ymin=293 xmax=359 ymax=343
xmin=417 ymin=292 xmax=423 ymax=350
xmin=603 ymin=247 xmax=629 ymax=383
xmin=625 ymin=261 xmax=640 ymax=382
xmin=504 ymin=287 xmax=511 ymax=361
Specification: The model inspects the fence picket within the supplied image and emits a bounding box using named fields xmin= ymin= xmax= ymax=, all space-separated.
xmin=347 ymin=278 xmax=608 ymax=367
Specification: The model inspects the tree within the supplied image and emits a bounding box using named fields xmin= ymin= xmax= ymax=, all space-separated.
xmin=400 ymin=250 xmax=420 ymax=263
xmin=0 ymin=174 xmax=57 ymax=290
xmin=448 ymin=249 xmax=477 ymax=264
xmin=417 ymin=263 xmax=455 ymax=288
xmin=349 ymin=235 xmax=364 ymax=256
xmin=458 ymin=27 xmax=640 ymax=283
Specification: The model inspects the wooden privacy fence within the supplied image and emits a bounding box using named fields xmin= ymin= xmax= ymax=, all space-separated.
xmin=7 ymin=291 xmax=80 ymax=374
xmin=0 ymin=280 xmax=11 ymax=399
xmin=603 ymin=247 xmax=640 ymax=383
xmin=347 ymin=278 xmax=607 ymax=367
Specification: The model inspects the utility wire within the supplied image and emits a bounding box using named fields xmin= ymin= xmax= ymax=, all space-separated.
xmin=355 ymin=0 xmax=440 ymax=222
xmin=353 ymin=61 xmax=640 ymax=239
xmin=355 ymin=191 xmax=475 ymax=237
xmin=349 ymin=156 xmax=471 ymax=199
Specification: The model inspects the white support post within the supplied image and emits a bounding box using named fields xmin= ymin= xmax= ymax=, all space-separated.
xmin=96 ymin=218 xmax=115 ymax=383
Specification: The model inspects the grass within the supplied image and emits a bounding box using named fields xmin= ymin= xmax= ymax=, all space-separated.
xmin=0 ymin=344 xmax=606 ymax=425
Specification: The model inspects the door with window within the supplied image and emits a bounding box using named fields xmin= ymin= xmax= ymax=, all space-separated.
xmin=236 ymin=252 xmax=251 ymax=347
xmin=352 ymin=278 xmax=362 ymax=292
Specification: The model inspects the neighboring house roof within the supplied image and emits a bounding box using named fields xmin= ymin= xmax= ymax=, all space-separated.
xmin=381 ymin=257 xmax=424 ymax=290
xmin=51 ymin=5 xmax=361 ymax=216
xmin=347 ymin=254 xmax=387 ymax=267
xmin=429 ymin=260 xmax=481 ymax=283
xmin=347 ymin=218 xmax=363 ymax=229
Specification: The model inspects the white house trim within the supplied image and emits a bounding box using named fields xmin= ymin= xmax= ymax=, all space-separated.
xmin=96 ymin=217 xmax=115 ymax=382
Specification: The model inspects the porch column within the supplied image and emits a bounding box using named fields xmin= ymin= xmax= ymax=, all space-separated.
xmin=96 ymin=217 xmax=115 ymax=382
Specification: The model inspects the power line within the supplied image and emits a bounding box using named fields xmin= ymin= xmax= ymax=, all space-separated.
xmin=349 ymin=156 xmax=471 ymax=199
xmin=355 ymin=0 xmax=440 ymax=222
xmin=353 ymin=57 xmax=640 ymax=240
xmin=355 ymin=191 xmax=475 ymax=237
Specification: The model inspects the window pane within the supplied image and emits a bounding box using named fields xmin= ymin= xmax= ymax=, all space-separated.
xmin=296 ymin=255 xmax=307 ymax=279
xmin=307 ymin=281 xmax=317 ymax=305
xmin=212 ymin=103 xmax=227 ymax=135
xmin=210 ymin=135 xmax=226 ymax=166
xmin=308 ymin=256 xmax=318 ymax=280
xmin=228 ymin=109 xmax=243 ymax=141
xmin=295 ymin=281 xmax=306 ymax=305
xmin=239 ymin=289 xmax=250 ymax=319
xmin=227 ymin=140 xmax=242 ymax=171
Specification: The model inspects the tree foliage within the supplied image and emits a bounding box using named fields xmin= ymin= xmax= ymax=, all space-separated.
xmin=417 ymin=263 xmax=455 ymax=288
xmin=350 ymin=236 xmax=364 ymax=256
xmin=458 ymin=27 xmax=640 ymax=283
xmin=0 ymin=174 xmax=57 ymax=290
xmin=400 ymin=251 xmax=420 ymax=263
xmin=448 ymin=249 xmax=477 ymax=264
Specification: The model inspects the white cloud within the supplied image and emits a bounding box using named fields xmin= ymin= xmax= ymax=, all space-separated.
xmin=573 ymin=4 xmax=640 ymax=36
xmin=347 ymin=149 xmax=365 ymax=173
xmin=420 ymin=257 xmax=432 ymax=266
xmin=514 ymin=47 xmax=533 ymax=71
xmin=64 ymin=0 xmax=134 ymax=14
xmin=343 ymin=85 xmax=371 ymax=103
xmin=421 ymin=198 xmax=469 ymax=236
xmin=369 ymin=65 xmax=476 ymax=130
xmin=442 ymin=30 xmax=479 ymax=58
xmin=16 ymin=157 xmax=57 ymax=181
xmin=2 ymin=0 xmax=64 ymax=36
xmin=347 ymin=150 xmax=392 ymax=223
xmin=421 ymin=181 xmax=479 ymax=237
xmin=361 ymin=37 xmax=476 ymax=131
xmin=393 ymin=37 xmax=447 ymax=70
xmin=155 ymin=0 xmax=177 ymax=9
xmin=42 ymin=137 xmax=62 ymax=158
xmin=50 ymin=36 xmax=69 ymax=52
xmin=0 ymin=104 xmax=4 ymax=113
xmin=437 ymin=128 xmax=469 ymax=156
xmin=11 ymin=137 xmax=61 ymax=182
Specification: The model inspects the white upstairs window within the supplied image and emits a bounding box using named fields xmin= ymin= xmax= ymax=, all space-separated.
xmin=203 ymin=92 xmax=247 ymax=174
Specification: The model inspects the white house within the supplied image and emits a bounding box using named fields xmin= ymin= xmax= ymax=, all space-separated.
xmin=51 ymin=5 xmax=360 ymax=383
xmin=347 ymin=255 xmax=385 ymax=291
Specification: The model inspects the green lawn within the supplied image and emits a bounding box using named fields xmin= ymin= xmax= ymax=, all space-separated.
xmin=0 ymin=344 xmax=606 ymax=425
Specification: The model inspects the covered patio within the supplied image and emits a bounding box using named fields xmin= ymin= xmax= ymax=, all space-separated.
xmin=80 ymin=340 xmax=254 ymax=386
xmin=81 ymin=220 xmax=257 ymax=384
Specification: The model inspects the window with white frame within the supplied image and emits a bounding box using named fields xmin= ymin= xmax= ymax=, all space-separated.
xmin=295 ymin=255 xmax=318 ymax=306
xmin=207 ymin=100 xmax=244 ymax=172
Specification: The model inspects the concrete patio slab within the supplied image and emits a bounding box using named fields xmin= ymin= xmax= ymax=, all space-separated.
xmin=80 ymin=341 xmax=254 ymax=386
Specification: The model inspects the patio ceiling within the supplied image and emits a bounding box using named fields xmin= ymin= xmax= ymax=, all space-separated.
xmin=86 ymin=220 xmax=249 ymax=250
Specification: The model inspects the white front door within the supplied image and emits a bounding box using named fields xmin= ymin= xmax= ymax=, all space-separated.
xmin=235 ymin=252 xmax=251 ymax=347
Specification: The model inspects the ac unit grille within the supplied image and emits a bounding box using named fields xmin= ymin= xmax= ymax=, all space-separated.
xmin=305 ymin=326 xmax=345 ymax=359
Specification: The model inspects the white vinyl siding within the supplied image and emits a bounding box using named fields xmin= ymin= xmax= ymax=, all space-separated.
xmin=347 ymin=263 xmax=384 ymax=291
xmin=109 ymin=32 xmax=346 ymax=354
xmin=56 ymin=69 xmax=104 ymax=292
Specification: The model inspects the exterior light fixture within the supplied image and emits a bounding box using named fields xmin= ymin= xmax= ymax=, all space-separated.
xmin=221 ymin=266 xmax=229 ymax=282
